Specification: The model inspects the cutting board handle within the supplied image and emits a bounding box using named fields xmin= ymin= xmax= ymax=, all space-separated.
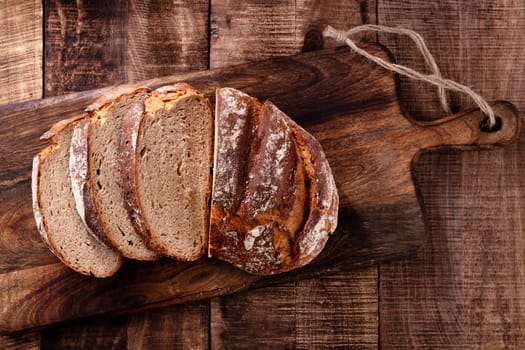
xmin=412 ymin=101 xmax=519 ymax=150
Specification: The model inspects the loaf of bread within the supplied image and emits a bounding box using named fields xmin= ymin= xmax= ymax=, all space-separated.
xmin=32 ymin=115 xmax=122 ymax=278
xmin=208 ymin=88 xmax=338 ymax=275
xmin=121 ymin=84 xmax=213 ymax=260
xmin=32 ymin=84 xmax=338 ymax=277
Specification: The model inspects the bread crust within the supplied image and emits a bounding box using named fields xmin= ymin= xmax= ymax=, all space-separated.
xmin=40 ymin=114 xmax=86 ymax=141
xmin=32 ymin=117 xmax=123 ymax=277
xmin=70 ymin=118 xmax=114 ymax=246
xmin=209 ymin=88 xmax=338 ymax=275
xmin=121 ymin=83 xmax=213 ymax=260
xmin=32 ymin=153 xmax=57 ymax=257
xmin=286 ymin=109 xmax=339 ymax=268
xmin=120 ymin=100 xmax=150 ymax=240
xmin=85 ymin=84 xmax=140 ymax=112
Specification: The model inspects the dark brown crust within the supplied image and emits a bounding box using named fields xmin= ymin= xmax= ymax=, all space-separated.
xmin=120 ymin=100 xmax=151 ymax=241
xmin=209 ymin=88 xmax=338 ymax=275
xmin=40 ymin=114 xmax=86 ymax=141
xmin=286 ymin=115 xmax=339 ymax=269
xmin=85 ymin=84 xmax=140 ymax=112
xmin=123 ymin=83 xmax=213 ymax=260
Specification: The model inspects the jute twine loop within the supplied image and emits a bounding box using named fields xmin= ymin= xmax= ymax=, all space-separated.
xmin=323 ymin=24 xmax=497 ymax=129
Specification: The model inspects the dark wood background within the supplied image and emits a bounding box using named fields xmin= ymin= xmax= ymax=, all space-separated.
xmin=1 ymin=1 xmax=524 ymax=349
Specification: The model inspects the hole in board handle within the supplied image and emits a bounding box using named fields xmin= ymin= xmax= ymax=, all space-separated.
xmin=480 ymin=115 xmax=502 ymax=133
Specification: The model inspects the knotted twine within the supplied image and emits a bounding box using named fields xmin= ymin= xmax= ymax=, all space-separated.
xmin=323 ymin=24 xmax=497 ymax=130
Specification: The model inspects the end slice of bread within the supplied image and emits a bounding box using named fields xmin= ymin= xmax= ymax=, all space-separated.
xmin=32 ymin=116 xmax=122 ymax=278
xmin=121 ymin=84 xmax=214 ymax=260
xmin=208 ymin=87 xmax=339 ymax=275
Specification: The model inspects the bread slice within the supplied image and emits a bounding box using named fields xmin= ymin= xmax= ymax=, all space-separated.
xmin=208 ymin=87 xmax=339 ymax=275
xmin=121 ymin=84 xmax=213 ymax=260
xmin=32 ymin=116 xmax=122 ymax=278
xmin=70 ymin=85 xmax=141 ymax=247
xmin=84 ymin=88 xmax=160 ymax=260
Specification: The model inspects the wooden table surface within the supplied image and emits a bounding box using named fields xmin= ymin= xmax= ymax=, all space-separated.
xmin=1 ymin=1 xmax=524 ymax=349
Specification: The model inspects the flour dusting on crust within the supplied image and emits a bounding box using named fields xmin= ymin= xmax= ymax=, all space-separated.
xmin=245 ymin=103 xmax=292 ymax=215
xmin=209 ymin=87 xmax=339 ymax=275
xmin=70 ymin=120 xmax=89 ymax=225
xmin=212 ymin=88 xmax=251 ymax=211
xmin=243 ymin=225 xmax=265 ymax=250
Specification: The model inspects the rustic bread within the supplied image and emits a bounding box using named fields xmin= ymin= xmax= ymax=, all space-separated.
xmin=121 ymin=84 xmax=213 ymax=260
xmin=32 ymin=116 xmax=122 ymax=278
xmin=84 ymin=88 xmax=160 ymax=260
xmin=208 ymin=87 xmax=338 ymax=275
xmin=33 ymin=84 xmax=337 ymax=277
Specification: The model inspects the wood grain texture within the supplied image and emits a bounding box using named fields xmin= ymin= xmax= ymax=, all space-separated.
xmin=41 ymin=302 xmax=208 ymax=350
xmin=45 ymin=0 xmax=209 ymax=95
xmin=210 ymin=2 xmax=379 ymax=348
xmin=0 ymin=45 xmax=518 ymax=332
xmin=378 ymin=1 xmax=525 ymax=348
xmin=42 ymin=318 xmax=127 ymax=350
xmin=126 ymin=302 xmax=209 ymax=350
xmin=42 ymin=1 xmax=210 ymax=348
xmin=0 ymin=0 xmax=42 ymax=105
xmin=210 ymin=0 xmax=375 ymax=68
xmin=0 ymin=334 xmax=40 ymax=350
xmin=0 ymin=1 xmax=42 ymax=349
xmin=212 ymin=270 xmax=379 ymax=349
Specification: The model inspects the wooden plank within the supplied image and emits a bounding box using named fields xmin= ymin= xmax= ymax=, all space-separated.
xmin=42 ymin=318 xmax=127 ymax=350
xmin=211 ymin=285 xmax=298 ymax=349
xmin=212 ymin=270 xmax=379 ymax=349
xmin=0 ymin=1 xmax=42 ymax=349
xmin=2 ymin=45 xmax=517 ymax=332
xmin=41 ymin=302 xmax=208 ymax=350
xmin=378 ymin=1 xmax=525 ymax=348
xmin=0 ymin=0 xmax=42 ymax=105
xmin=41 ymin=1 xmax=210 ymax=348
xmin=208 ymin=1 xmax=377 ymax=348
xmin=210 ymin=0 xmax=376 ymax=68
xmin=45 ymin=0 xmax=209 ymax=95
xmin=126 ymin=302 xmax=209 ymax=350
xmin=0 ymin=333 xmax=40 ymax=350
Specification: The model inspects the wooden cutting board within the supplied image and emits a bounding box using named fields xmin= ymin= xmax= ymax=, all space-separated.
xmin=0 ymin=44 xmax=518 ymax=333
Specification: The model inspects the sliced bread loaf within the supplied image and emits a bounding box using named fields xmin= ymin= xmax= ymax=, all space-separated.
xmin=32 ymin=116 xmax=122 ymax=278
xmin=208 ymin=87 xmax=339 ymax=275
xmin=121 ymin=84 xmax=213 ymax=260
xmin=84 ymin=88 xmax=160 ymax=260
